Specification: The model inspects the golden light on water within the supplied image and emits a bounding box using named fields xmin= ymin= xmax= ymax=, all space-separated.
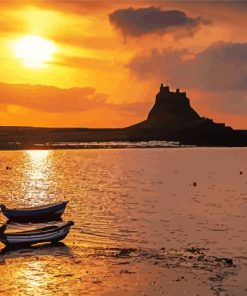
xmin=26 ymin=150 xmax=50 ymax=161
xmin=12 ymin=261 xmax=52 ymax=294
xmin=13 ymin=35 xmax=56 ymax=68
xmin=24 ymin=150 xmax=52 ymax=204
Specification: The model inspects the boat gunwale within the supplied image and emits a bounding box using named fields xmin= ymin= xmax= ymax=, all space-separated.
xmin=3 ymin=221 xmax=74 ymax=237
xmin=3 ymin=201 xmax=68 ymax=213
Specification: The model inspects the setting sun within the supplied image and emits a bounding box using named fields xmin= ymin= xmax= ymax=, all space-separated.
xmin=13 ymin=35 xmax=56 ymax=68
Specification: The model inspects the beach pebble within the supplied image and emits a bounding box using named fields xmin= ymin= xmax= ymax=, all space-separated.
xmin=223 ymin=258 xmax=233 ymax=266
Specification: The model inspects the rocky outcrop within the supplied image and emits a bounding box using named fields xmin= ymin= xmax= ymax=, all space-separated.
xmin=0 ymin=83 xmax=247 ymax=148
xmin=126 ymin=84 xmax=247 ymax=146
xmin=134 ymin=84 xmax=201 ymax=129
xmin=130 ymin=84 xmax=232 ymax=133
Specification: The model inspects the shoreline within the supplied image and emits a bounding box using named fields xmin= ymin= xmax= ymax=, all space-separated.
xmin=1 ymin=143 xmax=247 ymax=151
xmin=0 ymin=244 xmax=240 ymax=296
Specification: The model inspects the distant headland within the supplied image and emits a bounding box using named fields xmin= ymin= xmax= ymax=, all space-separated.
xmin=0 ymin=84 xmax=247 ymax=149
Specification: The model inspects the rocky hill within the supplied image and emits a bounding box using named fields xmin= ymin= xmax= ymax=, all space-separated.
xmin=127 ymin=84 xmax=247 ymax=146
xmin=0 ymin=84 xmax=247 ymax=148
xmin=133 ymin=84 xmax=201 ymax=129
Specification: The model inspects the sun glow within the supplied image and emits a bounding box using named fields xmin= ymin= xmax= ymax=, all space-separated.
xmin=14 ymin=35 xmax=56 ymax=68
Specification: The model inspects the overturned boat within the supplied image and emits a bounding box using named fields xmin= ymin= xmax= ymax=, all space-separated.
xmin=0 ymin=201 xmax=68 ymax=222
xmin=0 ymin=221 xmax=74 ymax=247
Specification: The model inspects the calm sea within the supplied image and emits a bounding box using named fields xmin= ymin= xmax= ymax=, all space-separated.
xmin=0 ymin=147 xmax=246 ymax=295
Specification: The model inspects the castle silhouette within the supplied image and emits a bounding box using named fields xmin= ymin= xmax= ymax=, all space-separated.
xmin=0 ymin=84 xmax=246 ymax=148
xmin=132 ymin=84 xmax=227 ymax=131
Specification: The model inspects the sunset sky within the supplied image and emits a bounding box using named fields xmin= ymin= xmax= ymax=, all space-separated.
xmin=1 ymin=0 xmax=247 ymax=128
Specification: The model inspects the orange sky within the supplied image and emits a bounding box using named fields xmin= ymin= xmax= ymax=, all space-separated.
xmin=0 ymin=1 xmax=247 ymax=129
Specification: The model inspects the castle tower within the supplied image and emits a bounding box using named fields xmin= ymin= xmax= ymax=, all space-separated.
xmin=160 ymin=83 xmax=169 ymax=93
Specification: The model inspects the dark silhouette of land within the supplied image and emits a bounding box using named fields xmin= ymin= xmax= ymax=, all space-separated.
xmin=1 ymin=84 xmax=247 ymax=149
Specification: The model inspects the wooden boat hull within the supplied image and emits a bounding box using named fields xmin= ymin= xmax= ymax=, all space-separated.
xmin=1 ymin=201 xmax=68 ymax=222
xmin=0 ymin=221 xmax=74 ymax=247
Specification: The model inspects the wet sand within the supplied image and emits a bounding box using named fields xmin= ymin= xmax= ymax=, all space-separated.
xmin=0 ymin=244 xmax=241 ymax=296
xmin=0 ymin=148 xmax=246 ymax=295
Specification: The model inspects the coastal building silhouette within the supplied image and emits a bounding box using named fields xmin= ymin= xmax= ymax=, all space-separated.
xmin=0 ymin=83 xmax=246 ymax=148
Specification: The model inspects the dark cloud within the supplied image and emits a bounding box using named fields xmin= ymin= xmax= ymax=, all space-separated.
xmin=109 ymin=7 xmax=207 ymax=37
xmin=128 ymin=41 xmax=247 ymax=91
xmin=128 ymin=42 xmax=247 ymax=117
xmin=201 ymin=91 xmax=247 ymax=116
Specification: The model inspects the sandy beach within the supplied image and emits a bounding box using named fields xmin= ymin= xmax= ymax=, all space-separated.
xmin=0 ymin=148 xmax=246 ymax=295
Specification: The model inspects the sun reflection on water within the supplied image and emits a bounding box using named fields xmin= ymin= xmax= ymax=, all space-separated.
xmin=26 ymin=150 xmax=50 ymax=161
xmin=23 ymin=150 xmax=52 ymax=206
xmin=11 ymin=260 xmax=53 ymax=295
